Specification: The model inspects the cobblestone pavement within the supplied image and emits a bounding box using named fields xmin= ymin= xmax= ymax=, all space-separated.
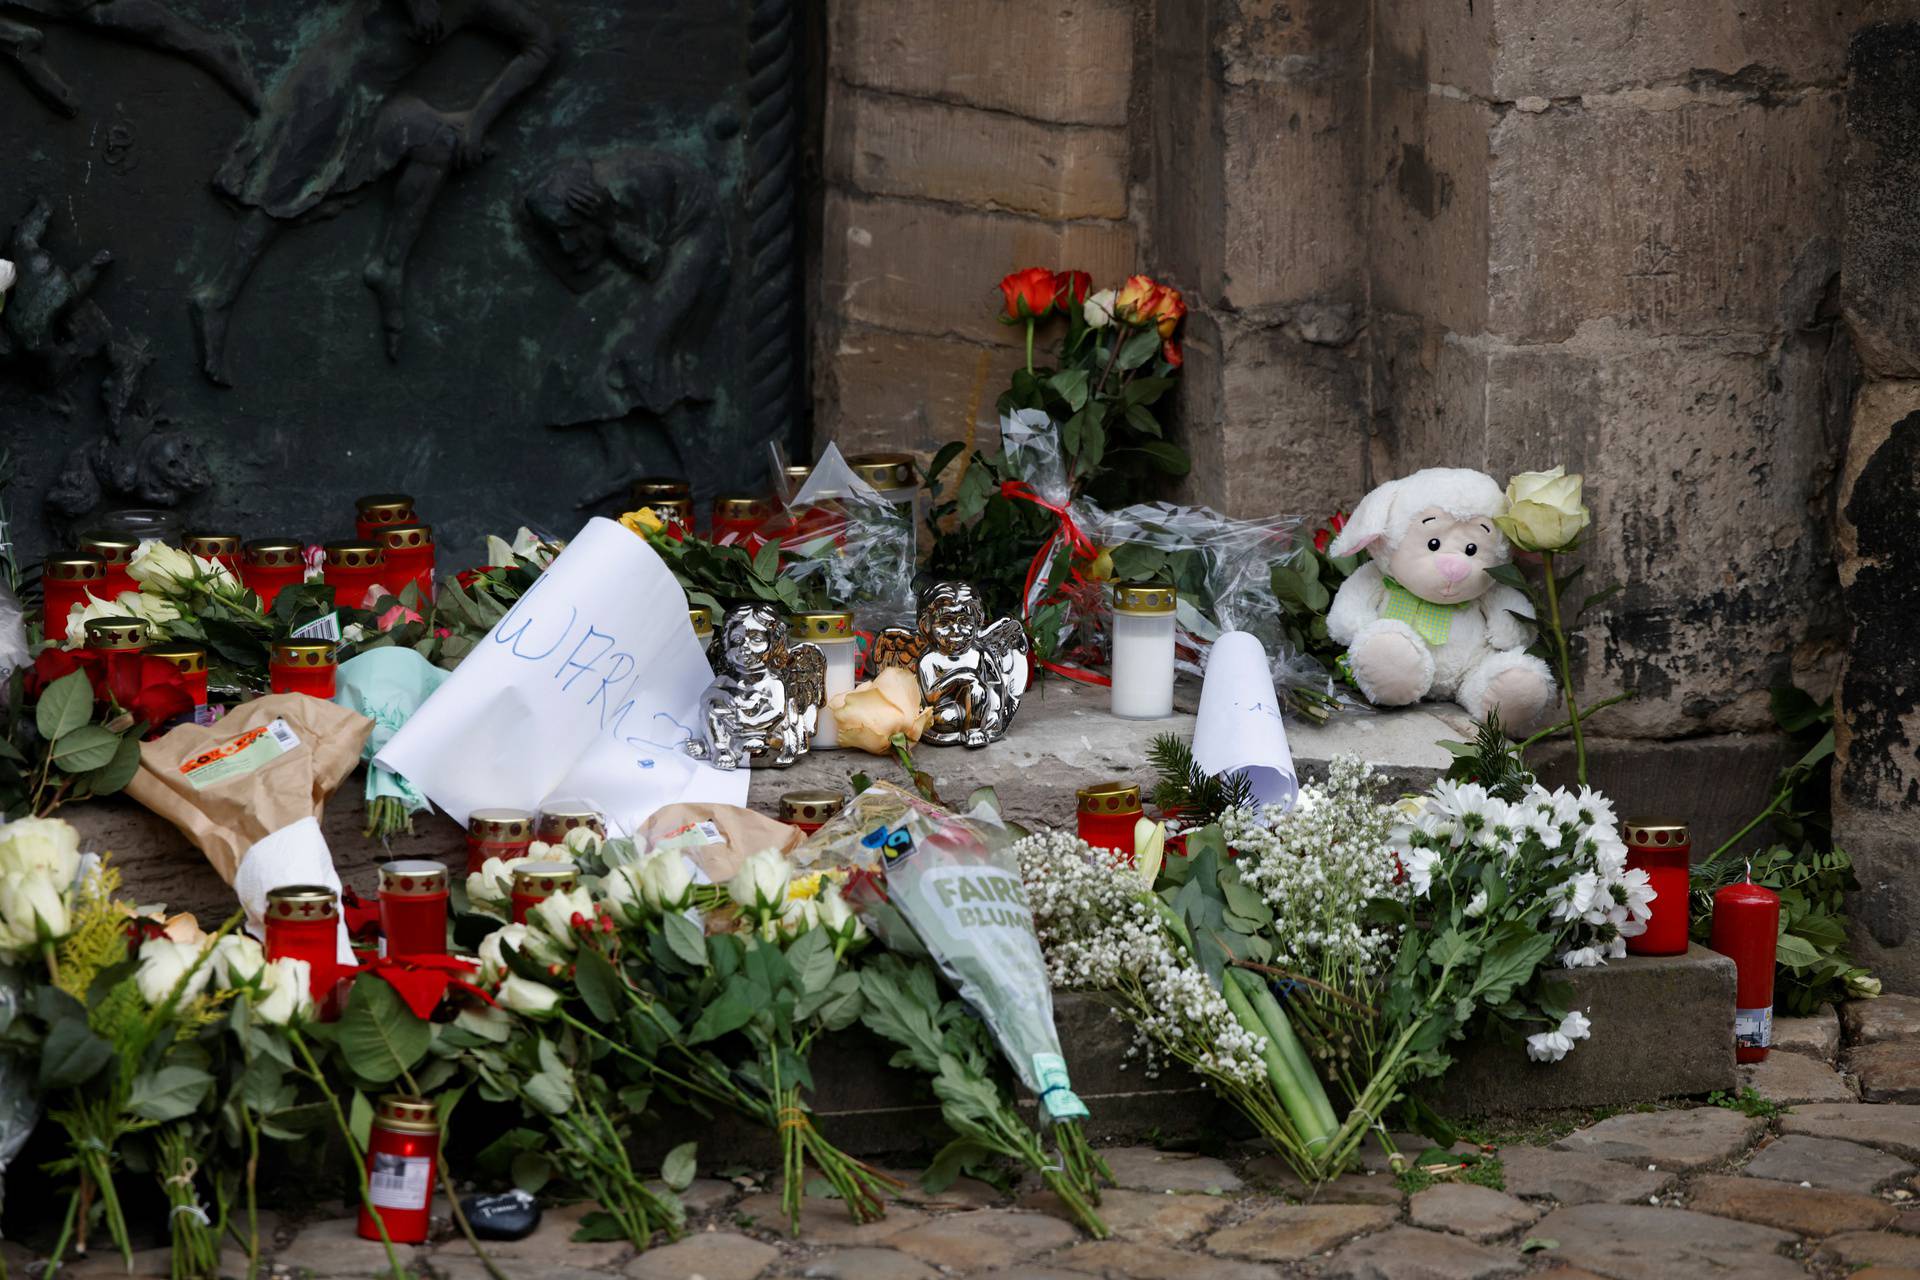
xmin=25 ymin=999 xmax=1920 ymax=1280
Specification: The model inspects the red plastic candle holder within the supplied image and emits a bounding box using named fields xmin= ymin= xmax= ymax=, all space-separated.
xmin=145 ymin=643 xmax=211 ymax=728
xmin=76 ymin=530 xmax=138 ymax=597
xmin=378 ymin=860 xmax=449 ymax=958
xmin=322 ymin=540 xmax=386 ymax=608
xmin=264 ymin=884 xmax=340 ymax=1009
xmin=358 ymin=1095 xmax=439 ymax=1244
xmin=354 ymin=493 xmax=416 ymax=544
xmin=510 ymin=862 xmax=578 ymax=925
xmin=466 ymin=808 xmax=535 ymax=875
xmin=43 ymin=554 xmax=109 ymax=642
xmin=1711 ymin=879 xmax=1780 ymax=1064
xmin=1624 ymin=818 xmax=1691 ymax=956
xmin=712 ymin=493 xmax=774 ymax=545
xmin=377 ymin=524 xmax=435 ymax=604
xmin=270 ymin=642 xmax=336 ymax=698
xmin=184 ymin=533 xmax=244 ymax=577
xmin=780 ymin=790 xmax=845 ymax=836
xmin=535 ymin=801 xmax=606 ymax=846
xmin=242 ymin=539 xmax=306 ymax=610
xmin=1077 ymin=782 xmax=1144 ymax=863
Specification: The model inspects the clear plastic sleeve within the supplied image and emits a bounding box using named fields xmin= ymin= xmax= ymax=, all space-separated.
xmin=759 ymin=443 xmax=918 ymax=633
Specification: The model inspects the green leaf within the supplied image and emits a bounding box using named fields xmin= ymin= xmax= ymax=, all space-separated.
xmin=686 ymin=977 xmax=756 ymax=1045
xmin=926 ymin=440 xmax=967 ymax=486
xmin=1115 ymin=329 xmax=1162 ymax=371
xmin=127 ymin=1064 xmax=216 ymax=1122
xmin=663 ymin=912 xmax=709 ymax=969
xmin=1123 ymin=403 xmax=1163 ymax=440
xmin=336 ymin=975 xmax=433 ymax=1083
xmin=349 ymin=1090 xmax=375 ymax=1150
xmin=1048 ymin=368 xmax=1090 ymax=411
xmin=1109 ymin=543 xmax=1168 ymax=581
xmin=751 ymin=540 xmax=781 ymax=583
xmin=1470 ymin=933 xmax=1556 ymax=1006
xmin=51 ymin=724 xmax=120 ymax=773
xmin=661 ymin=1141 xmax=698 ymax=1192
xmin=35 ymin=670 xmax=94 ymax=742
xmin=573 ymin=946 xmax=622 ymax=1022
xmin=38 ymin=1017 xmax=114 ymax=1090
xmin=570 ymin=1211 xmax=629 ymax=1242
xmin=1124 ymin=375 xmax=1175 ymax=407
xmin=1429 ymin=929 xmax=1480 ymax=970
xmin=82 ymin=734 xmax=144 ymax=795
xmin=1770 ymin=685 xmax=1828 ymax=734
xmin=510 ymin=1150 xmax=553 ymax=1193
xmin=525 ymin=1069 xmax=571 ymax=1116
xmin=1773 ymin=931 xmax=1822 ymax=970
xmin=1485 ymin=563 xmax=1530 ymax=592
xmin=786 ymin=926 xmax=837 ymax=997
xmin=1127 ymin=441 xmax=1191 ymax=476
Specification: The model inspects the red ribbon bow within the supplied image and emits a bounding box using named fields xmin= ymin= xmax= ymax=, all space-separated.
xmin=353 ymin=952 xmax=494 ymax=1020
xmin=998 ymin=480 xmax=1112 ymax=687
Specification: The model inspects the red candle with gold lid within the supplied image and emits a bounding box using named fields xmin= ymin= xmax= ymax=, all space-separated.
xmin=535 ymin=801 xmax=605 ymax=846
xmin=1077 ymin=782 xmax=1144 ymax=863
xmin=377 ymin=524 xmax=435 ymax=604
xmin=357 ymin=1094 xmax=439 ymax=1244
xmin=76 ymin=530 xmax=139 ymax=597
xmin=1623 ymin=818 xmax=1691 ymax=957
xmin=184 ymin=533 xmax=243 ymax=577
xmin=145 ymin=642 xmax=211 ymax=727
xmin=510 ymin=862 xmax=578 ymax=925
xmin=242 ymin=539 xmax=306 ymax=610
xmin=264 ymin=884 xmax=340 ymax=1004
xmin=378 ymin=860 xmax=449 ymax=959
xmin=322 ymin=540 xmax=386 ymax=609
xmin=354 ymin=493 xmax=416 ymax=543
xmin=780 ymin=790 xmax=845 ymax=835
xmin=712 ymin=493 xmax=774 ymax=546
xmin=466 ymin=808 xmax=535 ymax=875
xmin=270 ymin=641 xmax=336 ymax=698
xmin=83 ymin=616 xmax=148 ymax=652
xmin=43 ymin=553 xmax=109 ymax=642
xmin=631 ymin=477 xmax=693 ymax=533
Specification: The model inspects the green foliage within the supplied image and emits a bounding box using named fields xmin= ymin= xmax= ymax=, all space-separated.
xmin=1706 ymin=1087 xmax=1783 ymax=1119
xmin=1147 ymin=733 xmax=1254 ymax=825
xmin=1395 ymin=1150 xmax=1505 ymax=1195
xmin=1439 ymin=713 xmax=1536 ymax=801
xmin=1270 ymin=521 xmax=1365 ymax=677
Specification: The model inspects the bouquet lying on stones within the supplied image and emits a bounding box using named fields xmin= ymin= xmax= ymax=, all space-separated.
xmin=1018 ymin=754 xmax=1651 ymax=1184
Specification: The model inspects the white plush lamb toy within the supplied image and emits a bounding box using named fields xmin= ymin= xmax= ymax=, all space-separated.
xmin=1326 ymin=467 xmax=1556 ymax=731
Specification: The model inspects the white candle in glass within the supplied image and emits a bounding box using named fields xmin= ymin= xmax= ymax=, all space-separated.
xmin=792 ymin=610 xmax=860 ymax=748
xmin=1110 ymin=582 xmax=1177 ymax=719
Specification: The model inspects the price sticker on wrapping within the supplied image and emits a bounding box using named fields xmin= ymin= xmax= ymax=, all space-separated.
xmin=178 ymin=719 xmax=302 ymax=791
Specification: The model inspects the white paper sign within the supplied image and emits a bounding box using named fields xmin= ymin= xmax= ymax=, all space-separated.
xmin=1191 ymin=630 xmax=1298 ymax=809
xmin=376 ymin=517 xmax=745 ymax=835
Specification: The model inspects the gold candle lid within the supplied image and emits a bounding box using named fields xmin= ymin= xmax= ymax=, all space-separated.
xmin=266 ymin=884 xmax=339 ymax=921
xmin=184 ymin=533 xmax=241 ymax=559
xmin=1112 ymin=582 xmax=1178 ymax=615
xmin=83 ymin=617 xmax=148 ymax=650
xmin=379 ymin=523 xmax=433 ymax=551
xmin=690 ymin=606 xmax=713 ymax=637
xmin=1624 ymin=818 xmax=1690 ymax=847
xmin=323 ymin=540 xmax=384 ymax=569
xmin=271 ymin=641 xmax=334 ymax=667
xmin=511 ymin=863 xmax=578 ymax=895
xmin=379 ymin=860 xmax=449 ymax=896
xmin=783 ymin=464 xmax=813 ymax=485
xmin=632 ymin=477 xmax=691 ymax=502
xmin=846 ymin=452 xmax=918 ymax=492
xmin=374 ymin=1094 xmax=438 ymax=1133
xmin=144 ymin=642 xmax=207 ymax=674
xmin=355 ymin=494 xmax=415 ymax=523
xmin=244 ymin=538 xmax=304 ymax=568
xmin=1076 ymin=781 xmax=1143 ymax=814
xmin=790 ymin=610 xmax=856 ymax=642
xmin=468 ymin=808 xmax=535 ymax=842
xmin=780 ymin=790 xmax=846 ymax=825
xmin=45 ymin=553 xmax=107 ymax=583
xmin=715 ymin=493 xmax=773 ymax=521
xmin=77 ymin=531 xmax=139 ymax=564
xmin=536 ymin=802 xmax=606 ymax=842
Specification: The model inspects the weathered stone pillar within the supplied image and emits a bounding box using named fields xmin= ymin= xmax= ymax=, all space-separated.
xmin=1835 ymin=21 xmax=1920 ymax=995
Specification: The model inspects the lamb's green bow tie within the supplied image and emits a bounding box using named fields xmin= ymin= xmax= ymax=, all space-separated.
xmin=1380 ymin=575 xmax=1473 ymax=647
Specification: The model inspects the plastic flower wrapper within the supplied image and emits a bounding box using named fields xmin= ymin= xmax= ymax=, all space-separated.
xmin=331 ymin=647 xmax=448 ymax=840
xmin=997 ymin=408 xmax=1112 ymax=677
xmin=764 ymin=443 xmax=918 ymax=633
xmin=824 ymin=783 xmax=1109 ymax=1213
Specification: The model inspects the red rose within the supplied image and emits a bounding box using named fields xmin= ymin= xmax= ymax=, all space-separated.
xmin=1314 ymin=527 xmax=1331 ymax=552
xmin=1162 ymin=339 xmax=1183 ymax=369
xmin=28 ymin=648 xmax=107 ymax=702
xmin=109 ymin=656 xmax=193 ymax=729
xmin=998 ymin=267 xmax=1058 ymax=321
xmin=1055 ymin=270 xmax=1093 ymax=307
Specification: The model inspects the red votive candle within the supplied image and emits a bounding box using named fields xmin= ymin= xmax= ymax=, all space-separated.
xmin=510 ymin=862 xmax=578 ymax=925
xmin=145 ymin=643 xmax=211 ymax=728
xmin=1077 ymin=782 xmax=1144 ymax=863
xmin=242 ymin=539 xmax=306 ymax=610
xmin=270 ymin=641 xmax=336 ymax=698
xmin=358 ymin=1094 xmax=439 ymax=1244
xmin=76 ymin=530 xmax=138 ymax=597
xmin=1711 ymin=878 xmax=1780 ymax=1064
xmin=322 ymin=540 xmax=386 ymax=609
xmin=466 ymin=808 xmax=535 ymax=875
xmin=1624 ymin=818 xmax=1691 ymax=956
xmin=43 ymin=554 xmax=109 ymax=642
xmin=780 ymin=790 xmax=845 ymax=835
xmin=378 ymin=860 xmax=449 ymax=958
xmin=184 ymin=533 xmax=243 ymax=577
xmin=712 ymin=493 xmax=774 ymax=546
xmin=264 ymin=884 xmax=340 ymax=1005
xmin=378 ymin=523 xmax=435 ymax=604
xmin=354 ymin=493 xmax=416 ymax=544
xmin=536 ymin=801 xmax=606 ymax=846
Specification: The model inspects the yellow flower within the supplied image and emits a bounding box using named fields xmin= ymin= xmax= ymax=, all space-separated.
xmin=620 ymin=508 xmax=666 ymax=537
xmin=1085 ymin=547 xmax=1115 ymax=582
xmin=827 ymin=666 xmax=932 ymax=754
xmin=789 ymin=872 xmax=826 ymax=902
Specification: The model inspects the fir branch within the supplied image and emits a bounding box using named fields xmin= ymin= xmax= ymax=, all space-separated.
xmin=1148 ymin=733 xmax=1256 ymax=823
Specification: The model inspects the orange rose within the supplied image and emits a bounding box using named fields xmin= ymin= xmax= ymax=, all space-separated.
xmin=998 ymin=267 xmax=1059 ymax=321
xmin=1114 ymin=274 xmax=1163 ymax=325
xmin=1162 ymin=338 xmax=1183 ymax=369
xmin=1148 ymin=285 xmax=1186 ymax=338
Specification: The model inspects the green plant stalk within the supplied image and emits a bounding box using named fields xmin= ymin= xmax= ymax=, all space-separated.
xmin=159 ymin=1124 xmax=221 ymax=1280
xmin=1233 ymin=970 xmax=1340 ymax=1140
xmin=289 ymin=1030 xmax=407 ymax=1280
xmin=1222 ymin=970 xmax=1331 ymax=1154
xmin=1514 ymin=691 xmax=1634 ymax=756
xmin=1540 ymin=552 xmax=1588 ymax=785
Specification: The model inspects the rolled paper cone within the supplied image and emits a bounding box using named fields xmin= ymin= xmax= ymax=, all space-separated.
xmin=1191 ymin=630 xmax=1298 ymax=809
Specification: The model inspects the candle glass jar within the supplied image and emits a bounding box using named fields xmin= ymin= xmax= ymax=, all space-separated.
xmin=1623 ymin=819 xmax=1691 ymax=956
xmin=242 ymin=539 xmax=306 ymax=610
xmin=264 ymin=884 xmax=340 ymax=1004
xmin=378 ymin=524 xmax=435 ymax=605
xmin=184 ymin=533 xmax=243 ymax=576
xmin=354 ymin=493 xmax=416 ymax=544
xmin=712 ymin=494 xmax=775 ymax=545
xmin=43 ymin=553 xmax=110 ymax=643
xmin=510 ymin=862 xmax=578 ymax=925
xmin=323 ymin=541 xmax=387 ymax=609
xmin=466 ymin=808 xmax=534 ymax=875
xmin=791 ymin=611 xmax=858 ymax=748
xmin=631 ymin=478 xmax=693 ymax=534
xmin=1110 ymin=583 xmax=1178 ymax=719
xmin=270 ymin=641 xmax=336 ymax=698
xmin=378 ymin=860 xmax=449 ymax=958
xmin=76 ymin=530 xmax=139 ymax=597
xmin=780 ymin=463 xmax=813 ymax=502
xmin=145 ymin=643 xmax=212 ymax=728
xmin=1711 ymin=880 xmax=1780 ymax=1064
xmin=357 ymin=1095 xmax=439 ymax=1244
xmin=1077 ymin=782 xmax=1144 ymax=861
xmin=535 ymin=801 xmax=606 ymax=846
xmin=780 ymin=790 xmax=846 ymax=835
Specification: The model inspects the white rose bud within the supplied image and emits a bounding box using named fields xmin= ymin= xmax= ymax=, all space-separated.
xmin=496 ymin=974 xmax=561 ymax=1016
xmin=1133 ymin=818 xmax=1166 ymax=888
xmin=1083 ymin=288 xmax=1117 ymax=329
xmin=562 ymin=827 xmax=604 ymax=856
xmin=477 ymin=923 xmax=532 ymax=983
xmin=135 ymin=937 xmax=213 ymax=1007
xmin=253 ymin=957 xmax=313 ymax=1025
xmin=727 ymin=849 xmax=791 ymax=921
xmin=601 ymin=864 xmax=644 ymax=924
xmin=815 ymin=885 xmax=866 ymax=950
xmin=0 ymin=817 xmax=82 ymax=885
xmin=213 ymin=933 xmax=269 ymax=989
xmin=1 ymin=872 xmax=70 ymax=944
xmin=1494 ymin=466 xmax=1591 ymax=553
xmin=775 ymin=897 xmax=820 ymax=942
xmin=126 ymin=542 xmax=203 ymax=594
xmin=638 ymin=852 xmax=695 ymax=915
xmin=529 ymin=886 xmax=595 ymax=952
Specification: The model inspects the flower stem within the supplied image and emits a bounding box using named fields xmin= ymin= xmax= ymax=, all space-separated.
xmin=1024 ymin=319 xmax=1035 ymax=375
xmin=1541 ymin=552 xmax=1588 ymax=785
xmin=289 ymin=1030 xmax=408 ymax=1280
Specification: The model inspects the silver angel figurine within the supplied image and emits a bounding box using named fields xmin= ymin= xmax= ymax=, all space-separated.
xmin=685 ymin=603 xmax=826 ymax=769
xmin=874 ymin=582 xmax=1031 ymax=748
